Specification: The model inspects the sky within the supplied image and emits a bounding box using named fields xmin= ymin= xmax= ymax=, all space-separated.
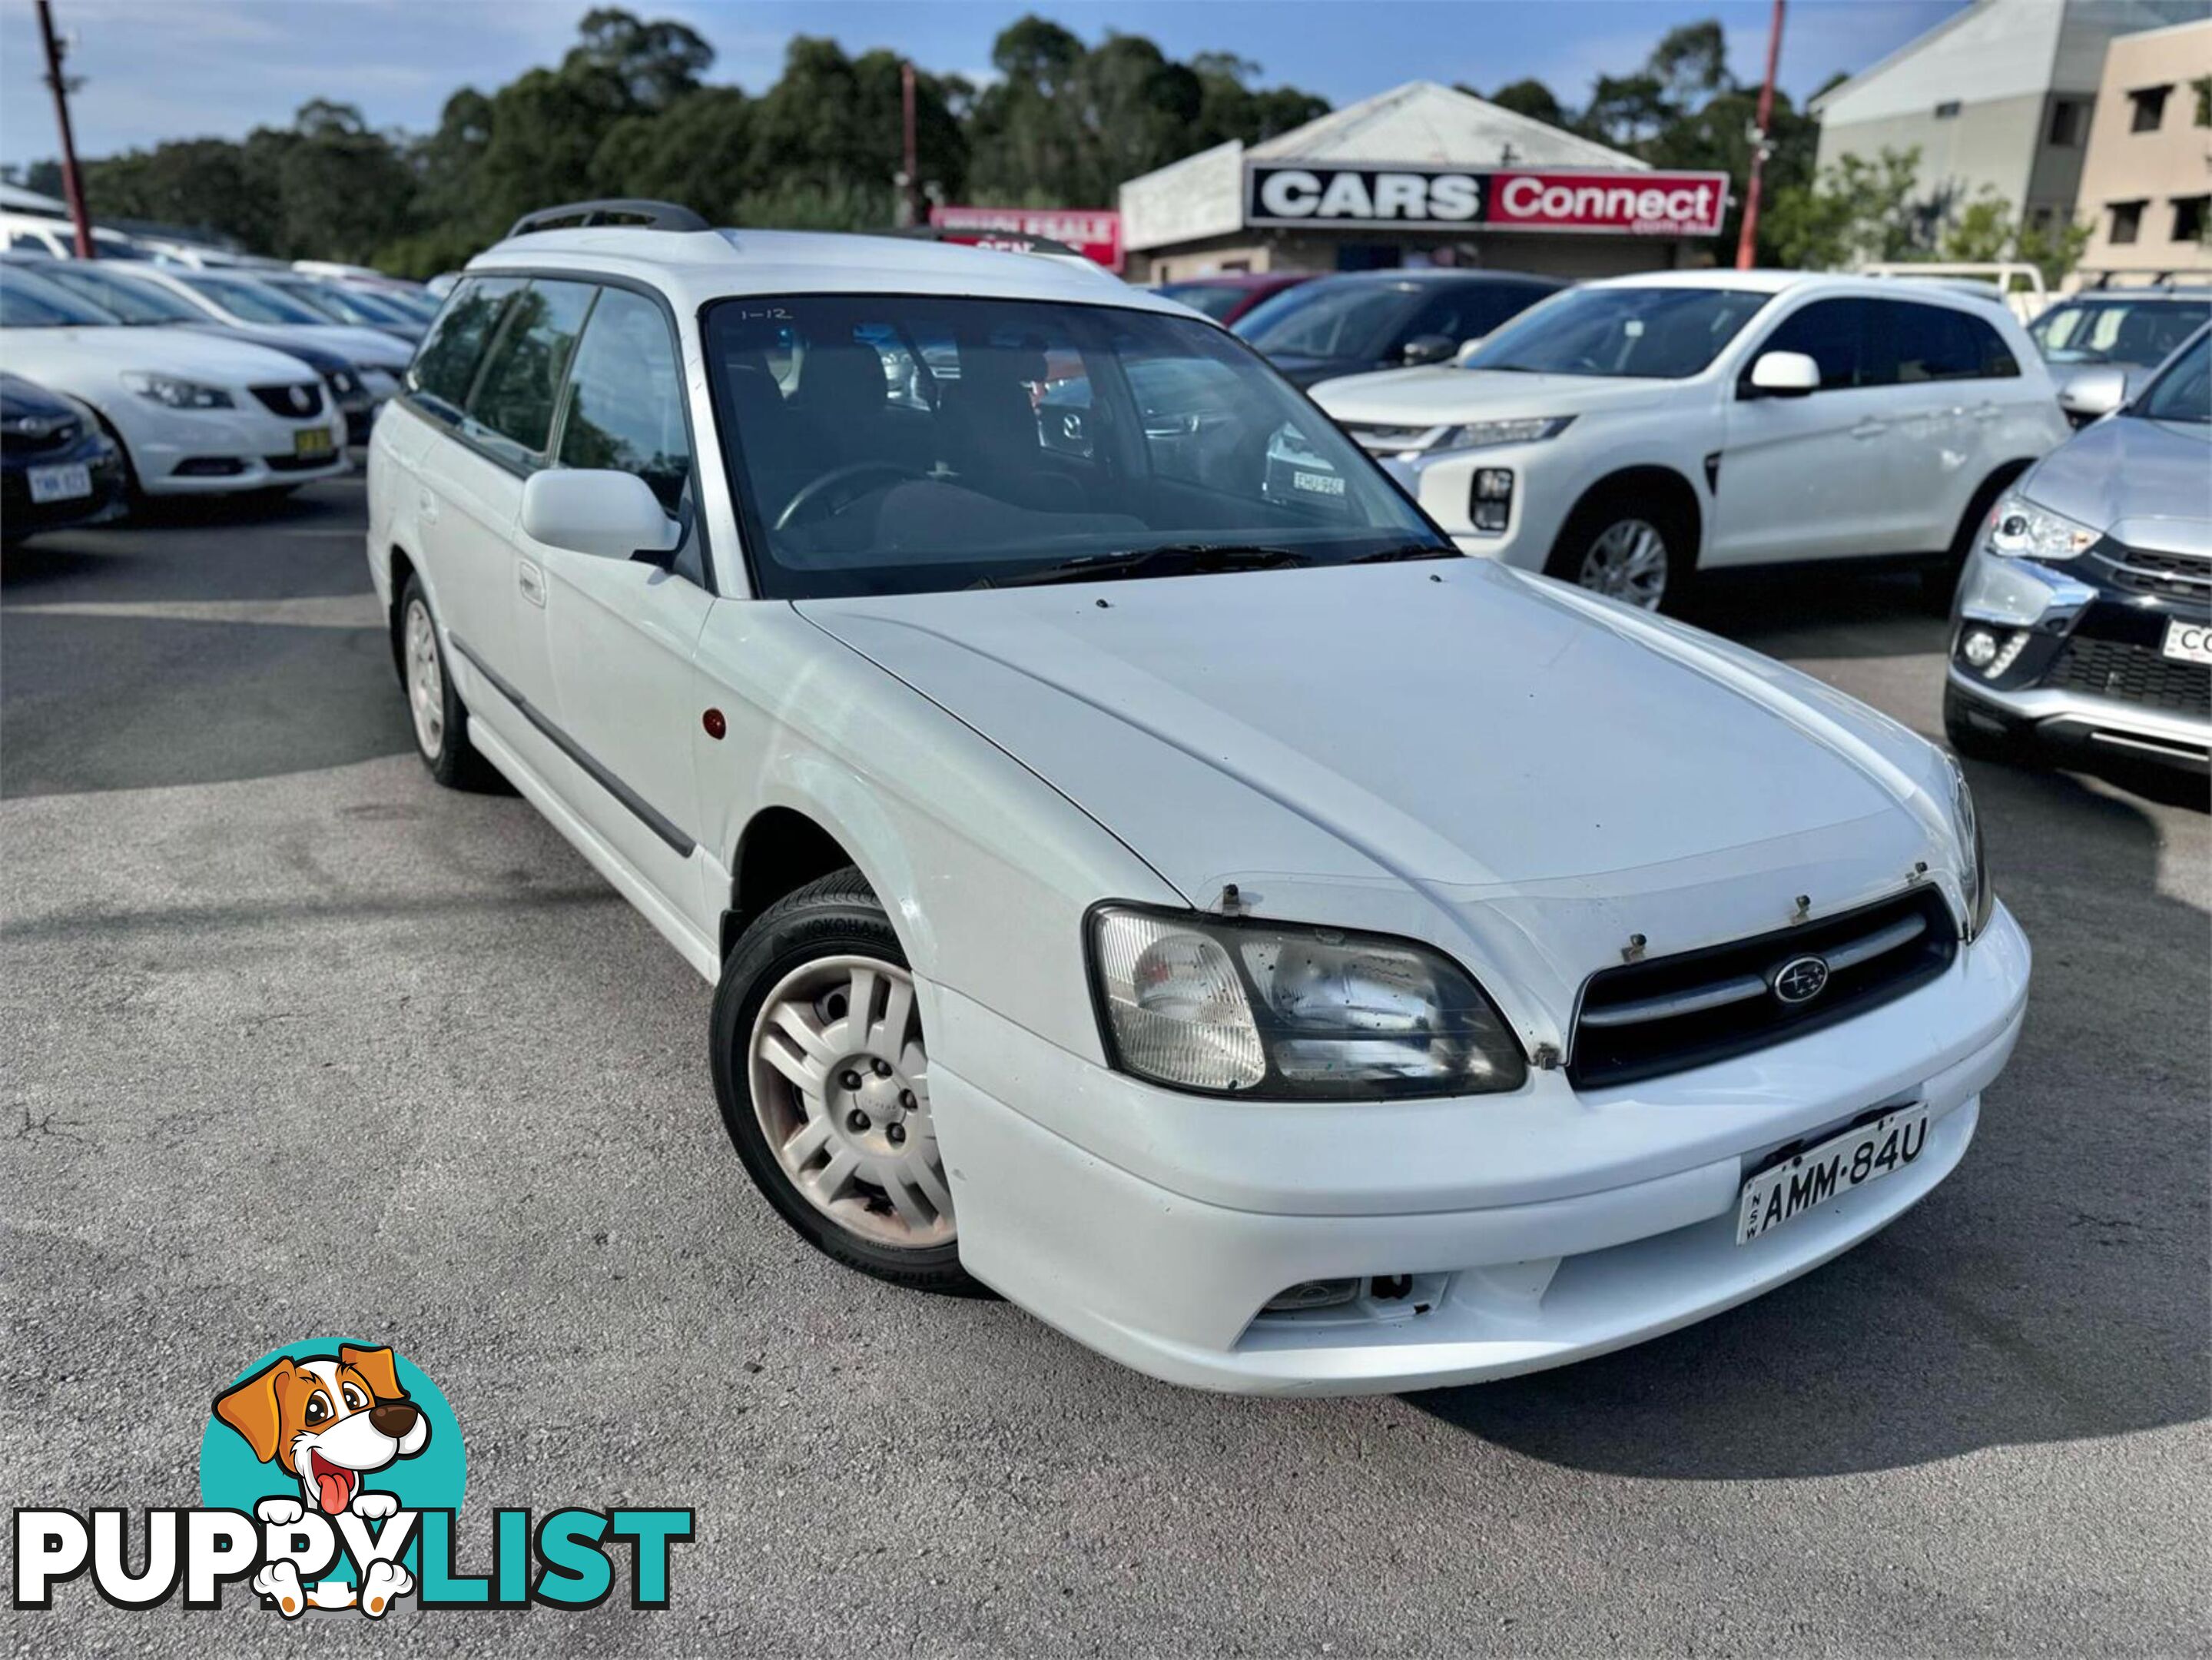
xmin=0 ymin=0 xmax=1971 ymax=168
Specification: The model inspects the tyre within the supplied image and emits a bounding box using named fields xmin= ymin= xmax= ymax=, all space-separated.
xmin=1943 ymin=682 xmax=2021 ymax=765
xmin=1546 ymin=490 xmax=1693 ymax=613
xmin=709 ymin=867 xmax=981 ymax=1296
xmin=397 ymin=575 xmax=503 ymax=791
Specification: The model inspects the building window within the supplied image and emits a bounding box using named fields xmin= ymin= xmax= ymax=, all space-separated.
xmin=2110 ymin=201 xmax=2147 ymax=244
xmin=1933 ymin=100 xmax=1962 ymax=119
xmin=2196 ymin=74 xmax=2210 ymax=127
xmin=2046 ymin=100 xmax=2083 ymax=146
xmin=2129 ymin=85 xmax=2171 ymax=132
xmin=2175 ymin=195 xmax=2209 ymax=244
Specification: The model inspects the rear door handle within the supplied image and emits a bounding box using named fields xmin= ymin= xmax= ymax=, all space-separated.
xmin=1849 ymin=418 xmax=1888 ymax=440
xmin=416 ymin=487 xmax=439 ymax=523
xmin=517 ymin=559 xmax=546 ymax=608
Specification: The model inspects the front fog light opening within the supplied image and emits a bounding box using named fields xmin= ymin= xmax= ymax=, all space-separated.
xmin=1469 ymin=468 xmax=1513 ymax=535
xmin=1958 ymin=625 xmax=2028 ymax=679
xmin=1262 ymin=1278 xmax=1361 ymax=1313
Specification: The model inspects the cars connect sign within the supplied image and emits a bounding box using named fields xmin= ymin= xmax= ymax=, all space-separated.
xmin=927 ymin=206 xmax=1124 ymax=271
xmin=1243 ymin=164 xmax=1729 ymax=237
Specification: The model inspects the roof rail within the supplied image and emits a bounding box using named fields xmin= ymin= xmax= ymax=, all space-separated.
xmin=506 ymin=199 xmax=710 ymax=240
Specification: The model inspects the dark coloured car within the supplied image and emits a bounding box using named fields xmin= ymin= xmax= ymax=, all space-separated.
xmin=1947 ymin=324 xmax=2210 ymax=773
xmin=7 ymin=255 xmax=383 ymax=444
xmin=1 ymin=372 xmax=128 ymax=541
xmin=1153 ymin=272 xmax=1315 ymax=327
xmin=1231 ymin=269 xmax=1565 ymax=387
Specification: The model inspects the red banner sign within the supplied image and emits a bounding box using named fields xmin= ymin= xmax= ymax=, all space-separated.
xmin=928 ymin=206 xmax=1124 ymax=271
xmin=1485 ymin=171 xmax=1728 ymax=237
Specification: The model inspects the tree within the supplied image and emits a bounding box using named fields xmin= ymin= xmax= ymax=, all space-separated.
xmin=1766 ymin=147 xmax=1926 ymax=271
xmin=1941 ymin=189 xmax=2093 ymax=286
xmin=1648 ymin=21 xmax=1733 ymax=105
xmin=1484 ymin=78 xmax=1567 ymax=128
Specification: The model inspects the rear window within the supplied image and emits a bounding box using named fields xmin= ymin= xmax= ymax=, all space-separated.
xmin=406 ymin=277 xmax=523 ymax=417
xmin=462 ymin=279 xmax=597 ymax=463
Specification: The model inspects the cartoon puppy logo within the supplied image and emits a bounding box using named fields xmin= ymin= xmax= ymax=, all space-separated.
xmin=213 ymin=1344 xmax=429 ymax=1615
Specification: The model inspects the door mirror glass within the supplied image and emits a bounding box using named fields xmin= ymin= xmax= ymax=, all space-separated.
xmin=1747 ymin=350 xmax=1821 ymax=397
xmin=2056 ymin=364 xmax=2127 ymax=420
xmin=1399 ymin=333 xmax=1457 ymax=367
xmin=520 ymin=469 xmax=680 ymax=563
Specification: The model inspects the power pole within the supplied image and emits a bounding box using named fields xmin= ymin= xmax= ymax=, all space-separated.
xmin=35 ymin=0 xmax=95 ymax=258
xmin=1736 ymin=0 xmax=1786 ymax=270
xmin=897 ymin=60 xmax=920 ymax=228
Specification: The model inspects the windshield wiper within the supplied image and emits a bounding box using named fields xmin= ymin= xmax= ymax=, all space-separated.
xmin=1349 ymin=541 xmax=1460 ymax=564
xmin=972 ymin=543 xmax=1311 ymax=589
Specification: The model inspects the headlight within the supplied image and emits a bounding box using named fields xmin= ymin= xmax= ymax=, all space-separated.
xmin=1945 ymin=756 xmax=1994 ymax=941
xmin=1986 ymin=493 xmax=2096 ymax=561
xmin=326 ymin=369 xmax=362 ymax=398
xmin=1433 ymin=415 xmax=1574 ymax=452
xmin=121 ymin=372 xmax=234 ymax=410
xmin=1087 ymin=905 xmax=1527 ymax=1099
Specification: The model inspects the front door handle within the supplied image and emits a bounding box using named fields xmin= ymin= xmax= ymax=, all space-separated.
xmin=1849 ymin=418 xmax=1888 ymax=440
xmin=416 ymin=487 xmax=439 ymax=524
xmin=517 ymin=559 xmax=546 ymax=608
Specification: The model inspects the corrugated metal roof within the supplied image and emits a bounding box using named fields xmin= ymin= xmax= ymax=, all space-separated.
xmin=1248 ymin=79 xmax=1646 ymax=170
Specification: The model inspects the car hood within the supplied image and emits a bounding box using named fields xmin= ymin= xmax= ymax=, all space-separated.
xmin=2021 ymin=413 xmax=2212 ymax=556
xmin=0 ymin=324 xmax=320 ymax=384
xmin=1312 ymin=366 xmax=1676 ymax=423
xmin=798 ymin=561 xmax=1965 ymax=1044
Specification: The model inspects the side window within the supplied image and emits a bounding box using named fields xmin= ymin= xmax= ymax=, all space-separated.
xmin=407 ymin=277 xmax=522 ymax=417
xmin=558 ymin=289 xmax=692 ymax=515
xmin=462 ymin=279 xmax=597 ymax=464
xmin=1402 ymin=284 xmax=1547 ymax=349
xmin=1884 ymin=301 xmax=1982 ymax=383
xmin=1959 ymin=311 xmax=2021 ymax=378
xmin=1753 ymin=298 xmax=1865 ymax=390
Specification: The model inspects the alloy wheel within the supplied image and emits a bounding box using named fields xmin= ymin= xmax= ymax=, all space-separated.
xmin=1577 ymin=518 xmax=1670 ymax=610
xmin=403 ymin=599 xmax=445 ymax=760
xmin=746 ymin=954 xmax=954 ymax=1250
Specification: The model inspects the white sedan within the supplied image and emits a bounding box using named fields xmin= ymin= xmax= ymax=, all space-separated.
xmin=2 ymin=265 xmax=347 ymax=494
xmin=118 ymin=264 xmax=415 ymax=382
xmin=369 ymin=211 xmax=2031 ymax=1395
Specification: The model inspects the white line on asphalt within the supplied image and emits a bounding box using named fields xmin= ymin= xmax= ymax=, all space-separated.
xmin=2 ymin=596 xmax=380 ymax=629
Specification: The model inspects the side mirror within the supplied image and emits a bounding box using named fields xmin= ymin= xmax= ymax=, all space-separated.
xmin=519 ymin=469 xmax=679 ymax=565
xmin=2057 ymin=366 xmax=2127 ymax=422
xmin=1453 ymin=336 xmax=1488 ymax=367
xmin=1746 ymin=350 xmax=1820 ymax=398
xmin=1399 ymin=333 xmax=1457 ymax=367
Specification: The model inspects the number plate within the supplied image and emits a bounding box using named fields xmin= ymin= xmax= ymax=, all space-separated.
xmin=2161 ymin=619 xmax=2212 ymax=666
xmin=293 ymin=427 xmax=334 ymax=459
xmin=1737 ymin=1104 xmax=1929 ymax=1245
xmin=28 ymin=462 xmax=91 ymax=504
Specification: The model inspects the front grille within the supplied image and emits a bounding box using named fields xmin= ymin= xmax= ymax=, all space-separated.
xmin=2045 ymin=636 xmax=2210 ymax=717
xmin=250 ymin=383 xmax=325 ymax=419
xmin=2097 ymin=544 xmax=2211 ymax=601
xmin=1569 ymin=887 xmax=1958 ymax=1090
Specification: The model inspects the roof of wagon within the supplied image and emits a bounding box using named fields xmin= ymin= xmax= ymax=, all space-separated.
xmin=466 ymin=225 xmax=1179 ymax=315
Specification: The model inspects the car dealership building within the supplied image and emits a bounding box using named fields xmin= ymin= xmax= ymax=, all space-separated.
xmin=1118 ymin=81 xmax=1729 ymax=283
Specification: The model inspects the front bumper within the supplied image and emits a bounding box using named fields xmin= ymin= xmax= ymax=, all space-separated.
xmin=1377 ymin=437 xmax=1577 ymax=571
xmin=933 ymin=902 xmax=2030 ymax=1395
xmin=1949 ymin=540 xmax=2209 ymax=769
xmin=111 ymin=395 xmax=350 ymax=496
xmin=1 ymin=432 xmax=129 ymax=535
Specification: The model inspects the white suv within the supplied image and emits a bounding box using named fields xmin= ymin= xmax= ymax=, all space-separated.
xmin=1312 ymin=271 xmax=2071 ymax=611
xmin=368 ymin=205 xmax=2028 ymax=1395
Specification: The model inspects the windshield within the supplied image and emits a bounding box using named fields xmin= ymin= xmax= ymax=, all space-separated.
xmin=1232 ymin=280 xmax=1416 ymax=359
xmin=2132 ymin=330 xmax=2210 ymax=423
xmin=1156 ymin=282 xmax=1245 ymax=322
xmin=180 ymin=274 xmax=327 ymax=325
xmin=35 ymin=264 xmax=204 ymax=324
xmin=282 ymin=281 xmax=403 ymax=325
xmin=0 ymin=267 xmax=117 ymax=327
xmin=2030 ymin=297 xmax=2210 ymax=366
xmin=705 ymin=294 xmax=1443 ymax=599
xmin=1468 ymin=285 xmax=1772 ymax=379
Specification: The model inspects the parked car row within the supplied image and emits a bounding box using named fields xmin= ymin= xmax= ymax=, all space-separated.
xmin=0 ymin=263 xmax=351 ymax=533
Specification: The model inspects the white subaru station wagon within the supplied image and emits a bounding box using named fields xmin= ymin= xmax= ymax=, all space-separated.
xmin=367 ymin=202 xmax=2031 ymax=1395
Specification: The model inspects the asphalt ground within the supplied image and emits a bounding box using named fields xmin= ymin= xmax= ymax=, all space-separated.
xmin=3 ymin=473 xmax=2207 ymax=1657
